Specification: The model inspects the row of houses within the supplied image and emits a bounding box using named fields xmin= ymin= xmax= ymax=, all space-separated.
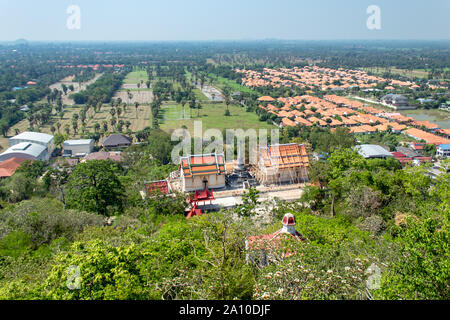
xmin=258 ymin=94 xmax=450 ymax=146
xmin=237 ymin=66 xmax=438 ymax=92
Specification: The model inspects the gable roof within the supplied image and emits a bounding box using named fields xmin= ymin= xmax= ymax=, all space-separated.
xmin=10 ymin=131 xmax=54 ymax=145
xmin=102 ymin=134 xmax=131 ymax=147
xmin=83 ymin=151 xmax=123 ymax=162
xmin=0 ymin=157 xmax=29 ymax=178
xmin=258 ymin=96 xmax=275 ymax=102
xmin=180 ymin=153 xmax=226 ymax=178
xmin=259 ymin=143 xmax=309 ymax=169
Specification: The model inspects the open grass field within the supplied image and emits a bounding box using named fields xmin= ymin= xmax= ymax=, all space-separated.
xmin=114 ymin=69 xmax=153 ymax=105
xmin=360 ymin=67 xmax=430 ymax=79
xmin=123 ymin=69 xmax=149 ymax=84
xmin=157 ymin=102 xmax=275 ymax=135
xmin=211 ymin=74 xmax=259 ymax=95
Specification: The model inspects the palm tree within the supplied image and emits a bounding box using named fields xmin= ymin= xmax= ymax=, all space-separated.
xmin=116 ymin=107 xmax=122 ymax=119
xmin=94 ymin=122 xmax=100 ymax=133
xmin=110 ymin=108 xmax=116 ymax=118
xmin=189 ymin=99 xmax=196 ymax=118
xmin=125 ymin=120 xmax=131 ymax=130
xmin=72 ymin=121 xmax=78 ymax=134
xmin=135 ymin=102 xmax=139 ymax=119
xmin=197 ymin=102 xmax=202 ymax=117
xmin=56 ymin=122 xmax=61 ymax=133
xmin=102 ymin=121 xmax=108 ymax=133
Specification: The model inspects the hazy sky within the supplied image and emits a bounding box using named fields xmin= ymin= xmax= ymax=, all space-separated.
xmin=0 ymin=0 xmax=449 ymax=41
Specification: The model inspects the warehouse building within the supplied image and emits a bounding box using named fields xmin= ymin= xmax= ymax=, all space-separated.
xmin=0 ymin=132 xmax=54 ymax=162
xmin=63 ymin=139 xmax=94 ymax=158
xmin=0 ymin=142 xmax=48 ymax=162
xmin=354 ymin=144 xmax=393 ymax=159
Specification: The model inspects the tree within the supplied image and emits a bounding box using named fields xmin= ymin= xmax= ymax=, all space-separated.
xmin=376 ymin=217 xmax=449 ymax=300
xmin=53 ymin=133 xmax=67 ymax=150
xmin=235 ymin=187 xmax=260 ymax=217
xmin=40 ymin=240 xmax=152 ymax=300
xmin=65 ymin=160 xmax=125 ymax=216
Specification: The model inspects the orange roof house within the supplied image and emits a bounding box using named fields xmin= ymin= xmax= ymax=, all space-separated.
xmin=294 ymin=117 xmax=313 ymax=127
xmin=403 ymin=128 xmax=450 ymax=146
xmin=281 ymin=118 xmax=297 ymax=127
xmin=258 ymin=96 xmax=275 ymax=102
xmin=0 ymin=157 xmax=29 ymax=178
xmin=257 ymin=143 xmax=309 ymax=185
xmin=180 ymin=153 xmax=226 ymax=192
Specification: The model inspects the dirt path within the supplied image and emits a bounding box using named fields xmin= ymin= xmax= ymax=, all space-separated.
xmin=49 ymin=73 xmax=103 ymax=105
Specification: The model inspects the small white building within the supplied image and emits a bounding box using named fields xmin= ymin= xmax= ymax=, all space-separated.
xmin=63 ymin=139 xmax=94 ymax=158
xmin=436 ymin=144 xmax=450 ymax=158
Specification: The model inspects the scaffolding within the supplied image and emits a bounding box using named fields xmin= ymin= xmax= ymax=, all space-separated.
xmin=257 ymin=143 xmax=310 ymax=186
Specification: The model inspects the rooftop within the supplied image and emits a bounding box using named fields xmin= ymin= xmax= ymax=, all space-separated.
xmin=355 ymin=144 xmax=393 ymax=159
xmin=63 ymin=139 xmax=94 ymax=146
xmin=260 ymin=143 xmax=309 ymax=169
xmin=0 ymin=142 xmax=47 ymax=160
xmin=438 ymin=144 xmax=450 ymax=150
xmin=180 ymin=153 xmax=226 ymax=178
xmin=0 ymin=157 xmax=29 ymax=178
xmin=10 ymin=131 xmax=54 ymax=144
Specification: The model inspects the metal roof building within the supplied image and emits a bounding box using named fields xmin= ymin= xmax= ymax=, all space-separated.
xmin=63 ymin=139 xmax=94 ymax=157
xmin=0 ymin=142 xmax=48 ymax=162
xmin=9 ymin=131 xmax=54 ymax=148
xmin=354 ymin=144 xmax=393 ymax=159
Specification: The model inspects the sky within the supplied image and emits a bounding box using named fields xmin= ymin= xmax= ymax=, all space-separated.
xmin=0 ymin=0 xmax=449 ymax=41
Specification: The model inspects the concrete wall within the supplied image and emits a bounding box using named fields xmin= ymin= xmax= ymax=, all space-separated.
xmin=63 ymin=142 xmax=94 ymax=156
xmin=182 ymin=172 xmax=226 ymax=192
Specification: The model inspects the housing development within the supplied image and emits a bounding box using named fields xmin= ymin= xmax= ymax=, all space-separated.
xmin=0 ymin=1 xmax=448 ymax=306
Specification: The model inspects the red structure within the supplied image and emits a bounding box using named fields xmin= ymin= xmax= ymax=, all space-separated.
xmin=186 ymin=188 xmax=215 ymax=219
xmin=145 ymin=179 xmax=170 ymax=195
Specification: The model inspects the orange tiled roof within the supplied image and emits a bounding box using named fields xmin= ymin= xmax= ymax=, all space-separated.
xmin=180 ymin=153 xmax=225 ymax=178
xmin=259 ymin=143 xmax=309 ymax=169
xmin=403 ymin=128 xmax=450 ymax=145
xmin=258 ymin=96 xmax=275 ymax=102
xmin=0 ymin=157 xmax=29 ymax=178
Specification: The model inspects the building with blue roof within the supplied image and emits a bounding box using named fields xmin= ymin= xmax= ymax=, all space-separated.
xmin=436 ymin=144 xmax=450 ymax=158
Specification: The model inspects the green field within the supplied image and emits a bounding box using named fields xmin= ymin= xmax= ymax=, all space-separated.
xmin=360 ymin=67 xmax=429 ymax=79
xmin=157 ymin=102 xmax=275 ymax=134
xmin=123 ymin=69 xmax=149 ymax=84
xmin=210 ymin=74 xmax=259 ymax=95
